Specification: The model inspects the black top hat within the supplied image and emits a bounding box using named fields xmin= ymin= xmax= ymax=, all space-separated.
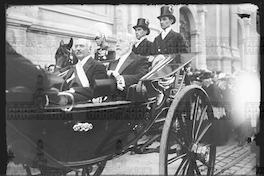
xmin=133 ymin=18 xmax=150 ymax=35
xmin=157 ymin=5 xmax=176 ymax=24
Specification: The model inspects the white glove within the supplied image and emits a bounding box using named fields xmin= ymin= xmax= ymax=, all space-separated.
xmin=116 ymin=75 xmax=125 ymax=91
xmin=92 ymin=97 xmax=102 ymax=103
xmin=64 ymin=88 xmax=75 ymax=93
xmin=107 ymin=70 xmax=119 ymax=77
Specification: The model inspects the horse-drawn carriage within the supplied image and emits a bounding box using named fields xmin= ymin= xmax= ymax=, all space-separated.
xmin=6 ymin=50 xmax=217 ymax=176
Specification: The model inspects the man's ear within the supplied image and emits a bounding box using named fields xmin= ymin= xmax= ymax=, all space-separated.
xmin=169 ymin=18 xmax=174 ymax=24
xmin=89 ymin=46 xmax=93 ymax=52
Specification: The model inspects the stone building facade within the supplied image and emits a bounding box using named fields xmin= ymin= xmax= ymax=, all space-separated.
xmin=6 ymin=4 xmax=259 ymax=73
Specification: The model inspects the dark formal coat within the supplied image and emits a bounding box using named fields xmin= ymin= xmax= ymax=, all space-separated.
xmin=151 ymin=29 xmax=189 ymax=55
xmin=108 ymin=52 xmax=150 ymax=89
xmin=202 ymin=83 xmax=223 ymax=107
xmin=132 ymin=38 xmax=152 ymax=56
xmin=61 ymin=57 xmax=107 ymax=102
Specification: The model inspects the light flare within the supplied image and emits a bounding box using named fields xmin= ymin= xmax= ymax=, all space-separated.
xmin=231 ymin=72 xmax=260 ymax=128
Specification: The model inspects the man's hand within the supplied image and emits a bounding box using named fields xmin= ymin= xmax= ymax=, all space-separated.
xmin=107 ymin=70 xmax=119 ymax=77
xmin=107 ymin=70 xmax=125 ymax=91
xmin=64 ymin=88 xmax=75 ymax=93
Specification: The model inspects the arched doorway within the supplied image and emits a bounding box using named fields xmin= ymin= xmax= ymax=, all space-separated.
xmin=179 ymin=6 xmax=198 ymax=68
xmin=180 ymin=7 xmax=191 ymax=53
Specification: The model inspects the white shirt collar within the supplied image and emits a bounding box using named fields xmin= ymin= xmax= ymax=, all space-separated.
xmin=135 ymin=36 xmax=148 ymax=48
xmin=79 ymin=55 xmax=91 ymax=66
xmin=161 ymin=26 xmax=172 ymax=38
xmin=120 ymin=51 xmax=131 ymax=61
xmin=115 ymin=51 xmax=131 ymax=73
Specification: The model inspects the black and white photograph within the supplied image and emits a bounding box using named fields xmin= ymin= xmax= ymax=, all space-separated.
xmin=5 ymin=4 xmax=261 ymax=175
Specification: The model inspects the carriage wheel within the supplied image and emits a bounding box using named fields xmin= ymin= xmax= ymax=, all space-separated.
xmin=159 ymin=85 xmax=216 ymax=176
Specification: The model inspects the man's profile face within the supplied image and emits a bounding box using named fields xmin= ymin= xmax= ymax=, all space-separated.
xmin=95 ymin=36 xmax=104 ymax=46
xmin=202 ymin=78 xmax=212 ymax=87
xmin=134 ymin=27 xmax=147 ymax=40
xmin=159 ymin=16 xmax=173 ymax=30
xmin=74 ymin=39 xmax=90 ymax=60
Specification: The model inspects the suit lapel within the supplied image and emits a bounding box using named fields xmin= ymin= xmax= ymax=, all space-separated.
xmin=155 ymin=34 xmax=163 ymax=49
xmin=138 ymin=38 xmax=147 ymax=48
xmin=64 ymin=66 xmax=75 ymax=80
xmin=118 ymin=53 xmax=135 ymax=74
xmin=82 ymin=57 xmax=93 ymax=73
xmin=109 ymin=59 xmax=119 ymax=70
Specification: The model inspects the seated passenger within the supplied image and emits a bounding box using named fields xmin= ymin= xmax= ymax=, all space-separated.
xmin=107 ymin=33 xmax=150 ymax=100
xmin=58 ymin=38 xmax=108 ymax=105
xmin=132 ymin=18 xmax=152 ymax=56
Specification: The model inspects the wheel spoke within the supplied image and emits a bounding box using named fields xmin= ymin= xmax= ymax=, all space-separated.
xmin=195 ymin=106 xmax=208 ymax=141
xmin=186 ymin=159 xmax=195 ymax=175
xmin=193 ymin=160 xmax=202 ymax=176
xmin=170 ymin=133 xmax=189 ymax=150
xmin=192 ymin=96 xmax=200 ymax=140
xmin=182 ymin=158 xmax=190 ymax=175
xmin=168 ymin=153 xmax=187 ymax=165
xmin=174 ymin=156 xmax=188 ymax=176
xmin=197 ymin=157 xmax=211 ymax=168
xmin=196 ymin=123 xmax=212 ymax=144
xmin=178 ymin=118 xmax=192 ymax=146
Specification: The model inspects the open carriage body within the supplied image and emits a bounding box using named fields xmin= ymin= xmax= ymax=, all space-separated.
xmin=6 ymin=53 xmax=217 ymax=176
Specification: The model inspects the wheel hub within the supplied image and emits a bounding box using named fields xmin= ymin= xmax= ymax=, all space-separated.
xmin=190 ymin=143 xmax=210 ymax=162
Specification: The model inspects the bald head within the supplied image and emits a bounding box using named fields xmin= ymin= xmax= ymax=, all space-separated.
xmin=74 ymin=38 xmax=92 ymax=60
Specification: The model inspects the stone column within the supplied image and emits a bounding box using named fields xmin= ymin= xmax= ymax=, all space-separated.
xmin=190 ymin=29 xmax=200 ymax=69
xmin=127 ymin=5 xmax=133 ymax=34
xmin=197 ymin=6 xmax=207 ymax=70
xmin=174 ymin=5 xmax=180 ymax=32
xmin=113 ymin=6 xmax=125 ymax=39
xmin=230 ymin=5 xmax=238 ymax=49
xmin=243 ymin=17 xmax=252 ymax=70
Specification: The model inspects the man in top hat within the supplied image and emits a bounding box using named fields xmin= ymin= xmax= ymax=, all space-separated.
xmin=94 ymin=31 xmax=116 ymax=62
xmin=151 ymin=5 xmax=189 ymax=55
xmin=132 ymin=18 xmax=152 ymax=56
